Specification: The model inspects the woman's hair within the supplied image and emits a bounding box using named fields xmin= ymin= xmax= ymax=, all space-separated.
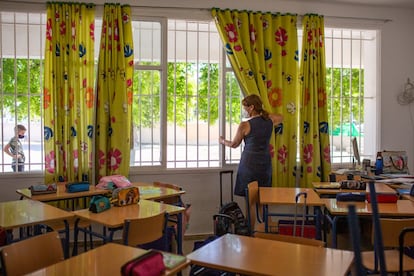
xmin=242 ymin=94 xmax=269 ymax=119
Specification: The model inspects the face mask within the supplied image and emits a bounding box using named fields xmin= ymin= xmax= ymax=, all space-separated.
xmin=18 ymin=135 xmax=25 ymax=139
xmin=242 ymin=109 xmax=250 ymax=118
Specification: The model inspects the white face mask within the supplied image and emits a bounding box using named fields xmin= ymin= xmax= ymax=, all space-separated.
xmin=242 ymin=109 xmax=250 ymax=118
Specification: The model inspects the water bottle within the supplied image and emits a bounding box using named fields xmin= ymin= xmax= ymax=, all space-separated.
xmin=375 ymin=152 xmax=383 ymax=175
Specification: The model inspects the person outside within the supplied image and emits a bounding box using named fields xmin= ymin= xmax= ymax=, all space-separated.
xmin=3 ymin=124 xmax=27 ymax=172
xmin=219 ymin=95 xmax=283 ymax=197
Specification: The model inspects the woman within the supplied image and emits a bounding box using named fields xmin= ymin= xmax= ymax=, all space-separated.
xmin=219 ymin=95 xmax=283 ymax=197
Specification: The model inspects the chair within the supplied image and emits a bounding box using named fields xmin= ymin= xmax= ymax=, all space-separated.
xmin=347 ymin=204 xmax=366 ymax=276
xmin=0 ymin=231 xmax=64 ymax=276
xmin=253 ymin=231 xmax=326 ymax=247
xmin=41 ymin=217 xmax=93 ymax=256
xmin=152 ymin=181 xmax=184 ymax=206
xmin=361 ymin=218 xmax=414 ymax=274
xmin=245 ymin=180 xmax=278 ymax=234
xmin=123 ymin=211 xmax=170 ymax=251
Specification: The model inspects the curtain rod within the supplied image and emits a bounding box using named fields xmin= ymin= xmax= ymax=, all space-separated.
xmin=0 ymin=1 xmax=392 ymax=23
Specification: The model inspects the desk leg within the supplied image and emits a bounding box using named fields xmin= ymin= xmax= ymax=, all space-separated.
xmin=72 ymin=218 xmax=80 ymax=256
xmin=324 ymin=212 xmax=339 ymax=248
xmin=314 ymin=207 xmax=322 ymax=241
xmin=177 ymin=213 xmax=183 ymax=255
xmin=264 ymin=205 xmax=269 ymax=233
xmin=63 ymin=219 xmax=70 ymax=259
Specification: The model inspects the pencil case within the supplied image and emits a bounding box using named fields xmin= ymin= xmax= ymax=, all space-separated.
xmin=121 ymin=250 xmax=166 ymax=276
xmin=66 ymin=181 xmax=90 ymax=193
xmin=336 ymin=192 xmax=366 ymax=202
xmin=89 ymin=195 xmax=111 ymax=213
xmin=112 ymin=186 xmax=140 ymax=206
xmin=30 ymin=183 xmax=57 ymax=195
xmin=366 ymin=193 xmax=398 ymax=203
xmin=340 ymin=180 xmax=366 ymax=190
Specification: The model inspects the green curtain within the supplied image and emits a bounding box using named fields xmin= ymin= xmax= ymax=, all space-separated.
xmin=212 ymin=8 xmax=299 ymax=187
xmin=299 ymin=14 xmax=331 ymax=187
xmin=43 ymin=2 xmax=95 ymax=183
xmin=95 ymin=4 xmax=134 ymax=181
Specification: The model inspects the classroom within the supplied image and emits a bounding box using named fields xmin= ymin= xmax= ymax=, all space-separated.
xmin=1 ymin=0 xmax=414 ymax=275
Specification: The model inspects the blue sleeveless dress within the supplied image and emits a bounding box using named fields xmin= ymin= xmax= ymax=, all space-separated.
xmin=234 ymin=116 xmax=273 ymax=197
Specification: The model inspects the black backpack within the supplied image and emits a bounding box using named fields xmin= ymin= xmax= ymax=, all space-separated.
xmin=214 ymin=201 xmax=250 ymax=236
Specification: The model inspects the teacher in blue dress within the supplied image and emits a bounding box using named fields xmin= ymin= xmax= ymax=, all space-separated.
xmin=219 ymin=95 xmax=283 ymax=197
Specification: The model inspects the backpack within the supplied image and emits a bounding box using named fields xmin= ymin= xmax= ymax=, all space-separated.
xmin=214 ymin=201 xmax=250 ymax=236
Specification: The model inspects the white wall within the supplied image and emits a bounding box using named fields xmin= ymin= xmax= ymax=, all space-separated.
xmin=1 ymin=0 xmax=414 ymax=236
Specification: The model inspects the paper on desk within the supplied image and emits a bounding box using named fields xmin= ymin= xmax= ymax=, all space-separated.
xmin=376 ymin=178 xmax=414 ymax=184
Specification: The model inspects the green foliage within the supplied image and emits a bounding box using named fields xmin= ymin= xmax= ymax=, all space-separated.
xmin=1 ymin=59 xmax=42 ymax=121
xmin=326 ymin=67 xmax=364 ymax=131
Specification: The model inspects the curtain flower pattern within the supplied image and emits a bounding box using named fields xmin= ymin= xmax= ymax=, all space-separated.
xmin=212 ymin=8 xmax=299 ymax=187
xmin=44 ymin=3 xmax=95 ymax=183
xmin=299 ymin=15 xmax=331 ymax=186
xmin=95 ymin=4 xmax=133 ymax=180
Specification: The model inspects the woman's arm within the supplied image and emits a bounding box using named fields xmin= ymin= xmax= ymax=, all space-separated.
xmin=219 ymin=121 xmax=249 ymax=148
xmin=269 ymin=113 xmax=283 ymax=126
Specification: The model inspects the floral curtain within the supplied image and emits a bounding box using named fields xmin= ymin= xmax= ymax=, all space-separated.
xmin=43 ymin=3 xmax=95 ymax=183
xmin=95 ymin=4 xmax=134 ymax=181
xmin=212 ymin=8 xmax=299 ymax=187
xmin=299 ymin=14 xmax=331 ymax=186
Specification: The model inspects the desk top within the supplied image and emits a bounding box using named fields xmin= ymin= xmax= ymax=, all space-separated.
xmin=16 ymin=182 xmax=109 ymax=202
xmin=259 ymin=187 xmax=325 ymax=206
xmin=132 ymin=182 xmax=185 ymax=201
xmin=27 ymin=242 xmax=190 ymax=276
xmin=323 ymin=198 xmax=414 ymax=217
xmin=0 ymin=200 xmax=74 ymax=230
xmin=313 ymin=182 xmax=396 ymax=196
xmin=187 ymin=233 xmax=354 ymax=276
xmin=17 ymin=182 xmax=185 ymax=202
xmin=72 ymin=199 xmax=185 ymax=228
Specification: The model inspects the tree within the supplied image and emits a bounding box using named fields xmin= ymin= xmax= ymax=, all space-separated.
xmin=1 ymin=58 xmax=42 ymax=121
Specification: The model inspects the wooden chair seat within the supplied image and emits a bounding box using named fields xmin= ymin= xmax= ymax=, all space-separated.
xmin=362 ymin=250 xmax=414 ymax=273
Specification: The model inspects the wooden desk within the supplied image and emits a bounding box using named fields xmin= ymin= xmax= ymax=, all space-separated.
xmin=323 ymin=199 xmax=414 ymax=248
xmin=0 ymin=200 xmax=74 ymax=257
xmin=27 ymin=242 xmax=190 ymax=276
xmin=313 ymin=182 xmax=396 ymax=198
xmin=16 ymin=183 xmax=110 ymax=210
xmin=187 ymin=233 xmax=354 ymax=276
xmin=72 ymin=199 xmax=186 ymax=255
xmin=132 ymin=182 xmax=185 ymax=201
xmin=259 ymin=187 xmax=325 ymax=239
xmin=16 ymin=182 xmax=185 ymax=209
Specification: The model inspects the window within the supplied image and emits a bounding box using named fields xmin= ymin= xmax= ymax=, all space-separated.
xmin=0 ymin=9 xmax=379 ymax=172
xmin=324 ymin=28 xmax=378 ymax=167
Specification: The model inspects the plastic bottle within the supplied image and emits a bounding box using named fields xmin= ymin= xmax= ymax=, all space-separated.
xmin=375 ymin=152 xmax=383 ymax=175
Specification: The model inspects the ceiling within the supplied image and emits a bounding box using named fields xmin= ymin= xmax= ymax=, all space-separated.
xmin=4 ymin=0 xmax=414 ymax=9
xmin=310 ymin=0 xmax=414 ymax=9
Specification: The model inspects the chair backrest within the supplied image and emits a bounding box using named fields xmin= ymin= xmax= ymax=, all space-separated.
xmin=253 ymin=232 xmax=326 ymax=247
xmin=153 ymin=181 xmax=183 ymax=205
xmin=376 ymin=218 xmax=414 ymax=248
xmin=0 ymin=231 xmax=64 ymax=276
xmin=123 ymin=211 xmax=168 ymax=247
xmin=246 ymin=180 xmax=260 ymax=234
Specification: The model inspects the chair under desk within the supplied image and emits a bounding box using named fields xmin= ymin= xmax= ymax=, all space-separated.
xmin=71 ymin=199 xmax=186 ymax=255
xmin=323 ymin=198 xmax=414 ymax=248
xmin=0 ymin=199 xmax=74 ymax=258
xmin=259 ymin=187 xmax=325 ymax=240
